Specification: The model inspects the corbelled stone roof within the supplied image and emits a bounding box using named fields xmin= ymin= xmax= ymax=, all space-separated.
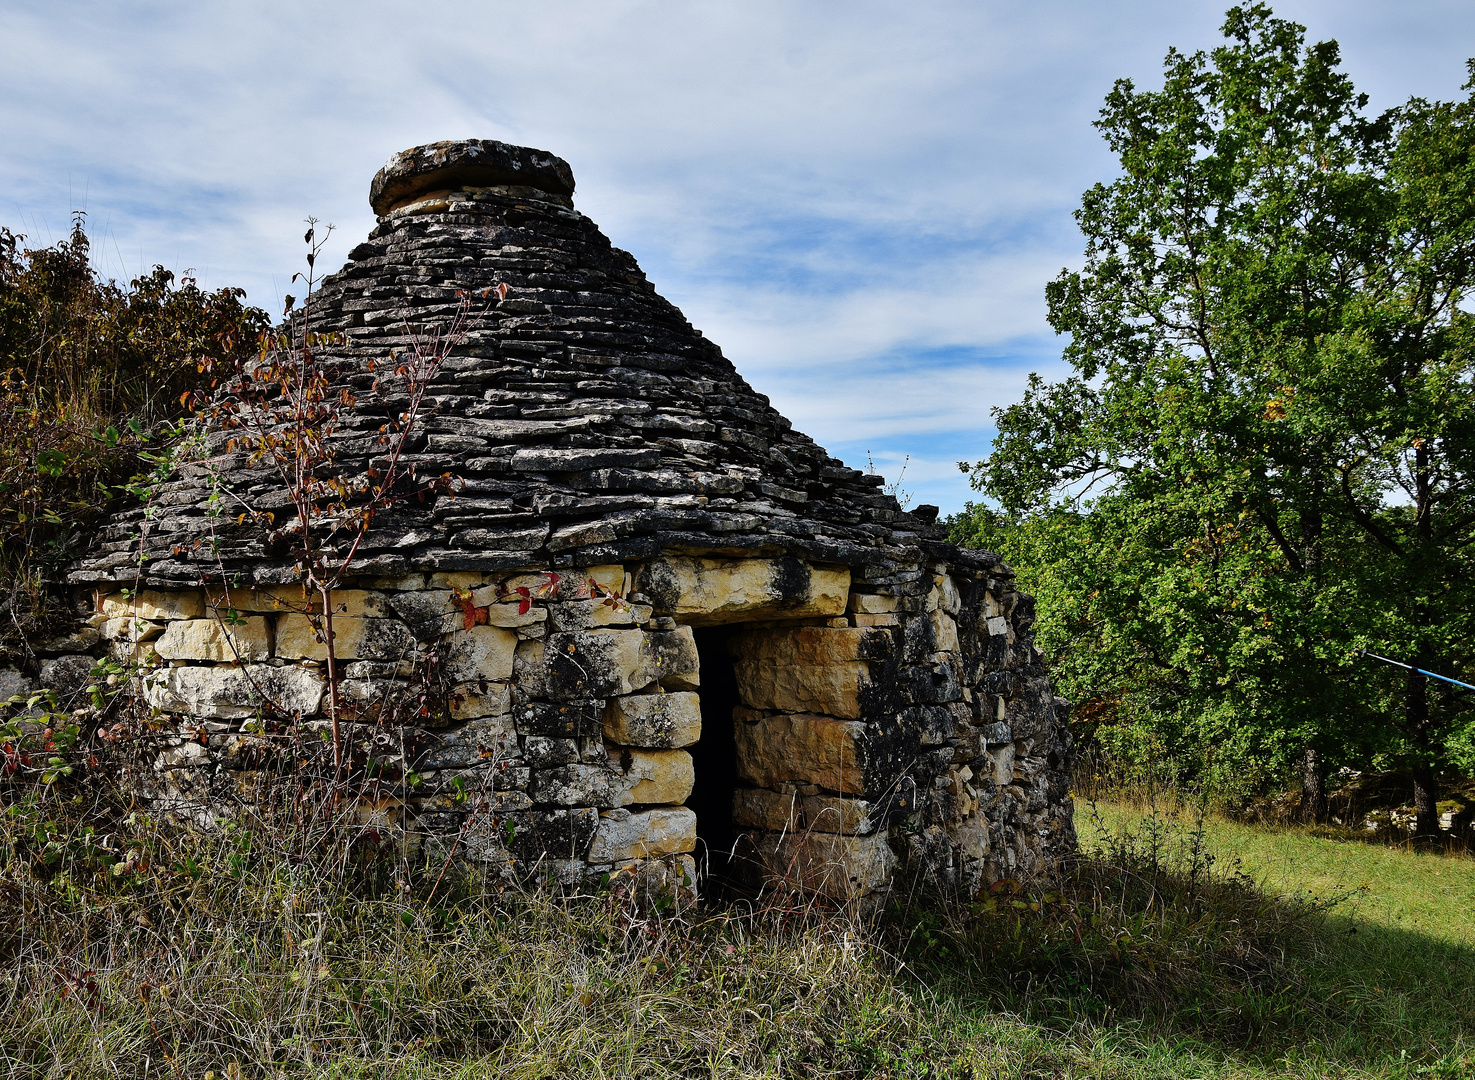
xmin=74 ymin=140 xmax=979 ymax=586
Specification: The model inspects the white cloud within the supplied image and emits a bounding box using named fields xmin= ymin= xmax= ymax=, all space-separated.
xmin=3 ymin=0 xmax=1473 ymax=512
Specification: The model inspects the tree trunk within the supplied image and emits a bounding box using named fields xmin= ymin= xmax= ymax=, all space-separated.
xmin=1406 ymin=663 xmax=1443 ymax=838
xmin=1301 ymin=745 xmax=1328 ymax=825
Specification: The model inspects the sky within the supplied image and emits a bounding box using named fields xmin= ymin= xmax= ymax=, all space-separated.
xmin=3 ymin=1 xmax=1473 ymax=513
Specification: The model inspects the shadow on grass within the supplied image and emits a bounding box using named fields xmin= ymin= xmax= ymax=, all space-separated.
xmin=882 ymin=799 xmax=1475 ymax=1076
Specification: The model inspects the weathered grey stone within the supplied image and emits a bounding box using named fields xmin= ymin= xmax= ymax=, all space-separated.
xmin=143 ymin=665 xmax=324 ymax=720
xmin=40 ymin=655 xmax=96 ymax=698
xmin=588 ymin=807 xmax=697 ymax=862
xmin=0 ymin=668 xmax=36 ymax=701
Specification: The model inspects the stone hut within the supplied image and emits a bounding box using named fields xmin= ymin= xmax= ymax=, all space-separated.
xmin=68 ymin=140 xmax=1075 ymax=900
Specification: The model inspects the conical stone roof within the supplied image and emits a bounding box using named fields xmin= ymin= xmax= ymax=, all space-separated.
xmin=72 ymin=140 xmax=987 ymax=587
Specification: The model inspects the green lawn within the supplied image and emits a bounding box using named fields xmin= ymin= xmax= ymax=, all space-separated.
xmin=1063 ymin=799 xmax=1475 ymax=1076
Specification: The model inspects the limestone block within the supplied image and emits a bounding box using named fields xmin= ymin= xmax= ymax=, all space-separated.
xmin=732 ymin=787 xmax=801 ymax=831
xmin=733 ymin=711 xmax=866 ymax=795
xmin=442 ymin=625 xmax=519 ymax=683
xmin=450 ymin=680 xmax=511 ymax=721
xmin=40 ymin=655 xmax=95 ymax=697
xmin=544 ymin=625 xmax=693 ymax=700
xmin=803 ymin=795 xmax=877 ymax=835
xmin=99 ymin=617 xmax=164 ymax=642
xmin=588 ymin=807 xmax=697 ymax=862
xmin=514 ymin=699 xmax=602 ymax=738
xmin=530 ymin=763 xmax=629 ymax=806
xmin=853 ymin=613 xmax=900 ymax=627
xmin=37 ymin=627 xmax=100 ymax=653
xmin=634 ymin=557 xmax=849 ymax=626
xmin=544 ymin=629 xmax=647 ymax=699
xmin=648 ymin=625 xmax=699 ymax=690
xmin=618 ymin=748 xmax=694 ymax=804
xmin=991 ymin=743 xmax=1016 ymax=788
xmin=930 ymin=609 xmax=959 ymax=654
xmin=927 ymin=574 xmax=962 ymax=616
xmin=513 ymin=639 xmax=546 ymax=698
xmin=547 ymin=598 xmax=652 ymax=631
xmin=154 ymin=617 xmax=272 ymax=663
xmin=730 ymin=627 xmax=879 ymax=719
xmin=524 ymin=735 xmax=581 ymax=768
xmin=583 ymin=564 xmax=626 ymax=592
xmin=99 ymin=589 xmax=203 ymax=621
xmin=143 ymin=664 xmax=324 ymax=720
xmin=0 ymin=668 xmax=35 ymax=700
xmin=416 ymin=714 xmax=517 ymax=770
xmin=276 ymin=615 xmax=416 ymax=662
xmin=743 ymin=831 xmax=896 ymax=899
xmin=603 ymin=691 xmax=701 ymax=748
xmin=848 ymin=592 xmax=897 ymax=614
xmin=986 ymin=616 xmax=1008 ymax=637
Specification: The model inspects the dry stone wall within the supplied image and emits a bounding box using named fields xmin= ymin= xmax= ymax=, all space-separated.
xmin=75 ymin=548 xmax=1072 ymax=900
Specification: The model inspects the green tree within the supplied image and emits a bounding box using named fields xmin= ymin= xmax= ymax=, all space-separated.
xmin=961 ymin=5 xmax=1475 ymax=834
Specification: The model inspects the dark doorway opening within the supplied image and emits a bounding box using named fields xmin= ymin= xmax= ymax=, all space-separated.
xmin=688 ymin=626 xmax=742 ymax=894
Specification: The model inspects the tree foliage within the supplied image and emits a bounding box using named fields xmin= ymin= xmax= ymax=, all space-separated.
xmin=0 ymin=214 xmax=266 ymax=626
xmin=959 ymin=5 xmax=1475 ymax=831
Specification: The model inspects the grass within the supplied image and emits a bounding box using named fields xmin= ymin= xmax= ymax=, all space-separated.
xmin=4 ymin=775 xmax=1474 ymax=1079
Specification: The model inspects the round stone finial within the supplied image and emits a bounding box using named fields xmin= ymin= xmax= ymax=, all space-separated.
xmin=369 ymin=140 xmax=576 ymax=215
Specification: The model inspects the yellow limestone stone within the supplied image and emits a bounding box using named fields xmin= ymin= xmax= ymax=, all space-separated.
xmin=154 ymin=617 xmax=272 ymax=663
xmin=618 ymin=748 xmax=694 ymax=804
xmin=729 ymin=626 xmax=875 ymax=718
xmin=733 ymin=710 xmax=866 ymax=795
xmin=744 ymin=831 xmax=896 ymax=899
xmin=634 ymin=557 xmax=848 ymax=626
xmin=99 ymin=589 xmax=203 ymax=621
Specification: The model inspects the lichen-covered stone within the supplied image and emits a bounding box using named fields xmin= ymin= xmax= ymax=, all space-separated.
xmin=442 ymin=625 xmax=519 ymax=683
xmin=588 ymin=808 xmax=697 ymax=862
xmin=634 ymin=557 xmax=848 ymax=625
xmin=276 ymin=615 xmax=416 ymax=663
xmin=602 ymin=691 xmax=701 ymax=748
xmin=144 ymin=664 xmax=324 ymax=720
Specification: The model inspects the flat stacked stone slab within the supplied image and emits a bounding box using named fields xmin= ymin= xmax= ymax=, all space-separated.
xmin=67 ymin=140 xmax=1076 ymax=901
